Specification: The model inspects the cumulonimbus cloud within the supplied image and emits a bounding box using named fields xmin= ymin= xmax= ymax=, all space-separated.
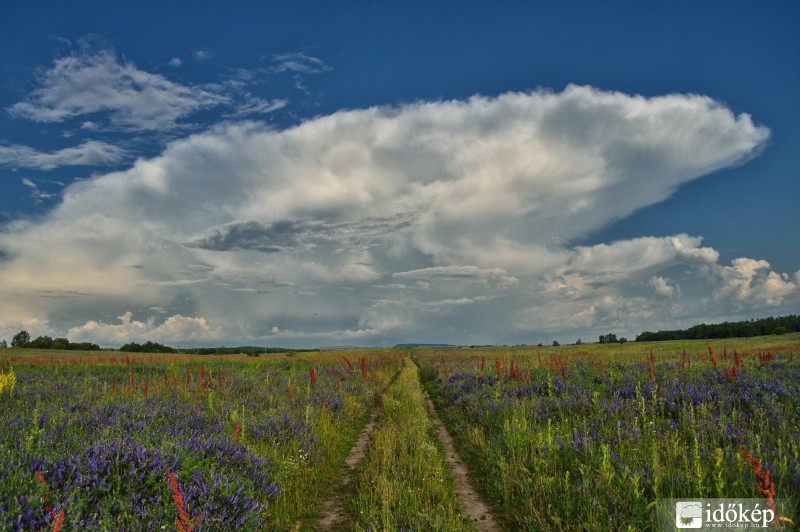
xmin=0 ymin=85 xmax=794 ymax=346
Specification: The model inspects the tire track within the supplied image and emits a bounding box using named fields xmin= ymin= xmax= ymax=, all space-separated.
xmin=315 ymin=407 xmax=379 ymax=530
xmin=426 ymin=394 xmax=500 ymax=531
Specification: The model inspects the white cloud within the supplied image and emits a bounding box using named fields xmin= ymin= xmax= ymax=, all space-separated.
xmin=0 ymin=140 xmax=128 ymax=170
xmin=67 ymin=311 xmax=220 ymax=345
xmin=650 ymin=276 xmax=678 ymax=297
xmin=394 ymin=266 xmax=518 ymax=287
xmin=8 ymin=49 xmax=227 ymax=130
xmin=269 ymin=52 xmax=331 ymax=74
xmin=714 ymin=258 xmax=797 ymax=306
xmin=19 ymin=177 xmax=56 ymax=203
xmin=227 ymin=96 xmax=288 ymax=118
xmin=0 ymin=85 xmax=791 ymax=346
xmin=193 ymin=49 xmax=212 ymax=62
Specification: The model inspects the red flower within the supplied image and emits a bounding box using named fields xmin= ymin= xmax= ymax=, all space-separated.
xmin=166 ymin=469 xmax=192 ymax=532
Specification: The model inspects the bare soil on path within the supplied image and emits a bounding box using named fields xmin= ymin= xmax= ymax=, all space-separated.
xmin=426 ymin=395 xmax=500 ymax=532
xmin=315 ymin=363 xmax=499 ymax=531
xmin=315 ymin=407 xmax=379 ymax=530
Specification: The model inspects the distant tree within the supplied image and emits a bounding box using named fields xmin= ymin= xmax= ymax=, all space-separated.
xmin=552 ymin=340 xmax=560 ymax=347
xmin=619 ymin=337 xmax=628 ymax=344
xmin=774 ymin=326 xmax=787 ymax=335
xmin=0 ymin=339 xmax=6 ymax=348
xmin=599 ymin=333 xmax=619 ymax=344
xmin=52 ymin=337 xmax=70 ymax=350
xmin=68 ymin=342 xmax=102 ymax=351
xmin=635 ymin=315 xmax=800 ymax=342
xmin=575 ymin=338 xmax=583 ymax=345
xmin=29 ymin=335 xmax=53 ymax=349
xmin=119 ymin=341 xmax=176 ymax=353
xmin=11 ymin=330 xmax=31 ymax=348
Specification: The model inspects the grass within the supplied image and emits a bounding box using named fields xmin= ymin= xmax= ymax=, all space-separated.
xmin=417 ymin=336 xmax=800 ymax=530
xmin=3 ymin=336 xmax=798 ymax=530
xmin=0 ymin=348 xmax=402 ymax=530
xmin=349 ymin=356 xmax=473 ymax=530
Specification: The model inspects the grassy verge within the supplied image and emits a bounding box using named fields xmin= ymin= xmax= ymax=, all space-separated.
xmin=348 ymin=357 xmax=473 ymax=530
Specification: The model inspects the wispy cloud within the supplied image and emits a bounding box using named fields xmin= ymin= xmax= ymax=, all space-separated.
xmin=0 ymin=85 xmax=790 ymax=346
xmin=227 ymin=95 xmax=288 ymax=118
xmin=269 ymin=52 xmax=331 ymax=74
xmin=193 ymin=49 xmax=212 ymax=62
xmin=0 ymin=140 xmax=128 ymax=170
xmin=20 ymin=177 xmax=56 ymax=204
xmin=8 ymin=49 xmax=227 ymax=131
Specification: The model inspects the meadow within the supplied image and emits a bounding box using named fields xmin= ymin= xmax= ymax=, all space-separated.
xmin=416 ymin=335 xmax=800 ymax=529
xmin=0 ymin=334 xmax=798 ymax=530
xmin=0 ymin=349 xmax=402 ymax=530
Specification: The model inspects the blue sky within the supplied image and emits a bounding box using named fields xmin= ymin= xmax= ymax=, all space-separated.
xmin=0 ymin=1 xmax=798 ymax=347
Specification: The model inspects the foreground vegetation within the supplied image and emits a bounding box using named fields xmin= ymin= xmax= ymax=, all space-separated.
xmin=349 ymin=357 xmax=470 ymax=530
xmin=2 ymin=334 xmax=799 ymax=530
xmin=417 ymin=335 xmax=800 ymax=529
xmin=0 ymin=349 xmax=402 ymax=529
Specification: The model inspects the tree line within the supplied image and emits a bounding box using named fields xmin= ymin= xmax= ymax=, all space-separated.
xmin=3 ymin=330 xmax=313 ymax=355
xmin=635 ymin=315 xmax=800 ymax=342
xmin=7 ymin=330 xmax=101 ymax=351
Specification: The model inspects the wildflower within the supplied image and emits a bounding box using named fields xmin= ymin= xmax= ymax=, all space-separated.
xmin=342 ymin=356 xmax=354 ymax=371
xmin=52 ymin=509 xmax=64 ymax=532
xmin=166 ymin=469 xmax=192 ymax=532
xmin=743 ymin=450 xmax=776 ymax=515
xmin=0 ymin=366 xmax=17 ymax=394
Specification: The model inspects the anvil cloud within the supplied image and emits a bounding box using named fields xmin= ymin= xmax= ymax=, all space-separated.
xmin=1 ymin=85 xmax=795 ymax=346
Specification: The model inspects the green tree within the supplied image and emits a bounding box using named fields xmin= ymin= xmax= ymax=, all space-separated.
xmin=52 ymin=337 xmax=70 ymax=350
xmin=599 ymin=333 xmax=618 ymax=344
xmin=29 ymin=335 xmax=53 ymax=349
xmin=11 ymin=330 xmax=31 ymax=348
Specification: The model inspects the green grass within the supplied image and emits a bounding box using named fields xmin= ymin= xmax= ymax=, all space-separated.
xmin=417 ymin=337 xmax=800 ymax=530
xmin=0 ymin=348 xmax=403 ymax=530
xmin=348 ymin=357 xmax=474 ymax=530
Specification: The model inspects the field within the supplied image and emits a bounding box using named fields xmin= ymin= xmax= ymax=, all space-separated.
xmin=1 ymin=334 xmax=798 ymax=530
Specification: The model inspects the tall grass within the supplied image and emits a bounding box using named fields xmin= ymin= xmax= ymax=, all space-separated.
xmin=349 ymin=357 xmax=473 ymax=530
xmin=418 ymin=338 xmax=800 ymax=530
xmin=0 ymin=348 xmax=402 ymax=529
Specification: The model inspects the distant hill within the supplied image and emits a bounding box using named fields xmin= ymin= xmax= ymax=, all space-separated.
xmin=179 ymin=346 xmax=316 ymax=355
xmin=394 ymin=343 xmax=457 ymax=348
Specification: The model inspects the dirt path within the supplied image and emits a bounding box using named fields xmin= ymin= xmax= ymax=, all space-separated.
xmin=315 ymin=407 xmax=379 ymax=530
xmin=426 ymin=395 xmax=500 ymax=532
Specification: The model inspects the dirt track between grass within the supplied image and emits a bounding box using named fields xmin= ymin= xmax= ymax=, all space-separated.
xmin=315 ymin=407 xmax=379 ymax=530
xmin=426 ymin=395 xmax=500 ymax=531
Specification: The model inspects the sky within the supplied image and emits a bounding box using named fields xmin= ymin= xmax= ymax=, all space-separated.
xmin=0 ymin=1 xmax=798 ymax=348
